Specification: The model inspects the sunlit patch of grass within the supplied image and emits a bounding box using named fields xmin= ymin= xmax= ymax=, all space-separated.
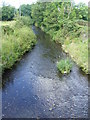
xmin=54 ymin=24 xmax=88 ymax=74
xmin=0 ymin=21 xmax=16 ymax=27
xmin=63 ymin=41 xmax=88 ymax=74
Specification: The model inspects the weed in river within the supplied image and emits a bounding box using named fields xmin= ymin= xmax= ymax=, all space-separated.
xmin=57 ymin=58 xmax=72 ymax=74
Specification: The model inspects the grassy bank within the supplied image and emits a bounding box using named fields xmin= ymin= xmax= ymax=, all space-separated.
xmin=56 ymin=25 xmax=88 ymax=74
xmin=39 ymin=21 xmax=88 ymax=74
xmin=1 ymin=17 xmax=36 ymax=71
xmin=61 ymin=25 xmax=88 ymax=74
xmin=62 ymin=41 xmax=88 ymax=74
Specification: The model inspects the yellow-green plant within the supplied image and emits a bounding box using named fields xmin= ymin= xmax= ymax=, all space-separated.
xmin=57 ymin=58 xmax=72 ymax=74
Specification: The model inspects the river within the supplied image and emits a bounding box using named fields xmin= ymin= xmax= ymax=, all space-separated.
xmin=2 ymin=26 xmax=89 ymax=118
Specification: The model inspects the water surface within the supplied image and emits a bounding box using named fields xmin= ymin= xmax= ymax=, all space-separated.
xmin=2 ymin=26 xmax=88 ymax=118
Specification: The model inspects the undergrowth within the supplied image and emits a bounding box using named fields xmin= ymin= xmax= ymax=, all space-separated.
xmin=2 ymin=17 xmax=36 ymax=71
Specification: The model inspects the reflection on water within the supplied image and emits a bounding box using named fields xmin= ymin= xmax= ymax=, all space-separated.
xmin=2 ymin=26 xmax=89 ymax=118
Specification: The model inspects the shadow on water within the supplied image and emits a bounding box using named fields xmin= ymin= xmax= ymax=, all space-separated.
xmin=2 ymin=26 xmax=89 ymax=118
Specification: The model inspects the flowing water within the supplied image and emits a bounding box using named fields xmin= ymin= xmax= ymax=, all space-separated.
xmin=2 ymin=26 xmax=89 ymax=118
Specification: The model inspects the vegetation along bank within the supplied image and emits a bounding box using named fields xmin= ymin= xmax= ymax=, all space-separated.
xmin=1 ymin=17 xmax=36 ymax=71
xmin=1 ymin=1 xmax=89 ymax=74
xmin=30 ymin=2 xmax=88 ymax=74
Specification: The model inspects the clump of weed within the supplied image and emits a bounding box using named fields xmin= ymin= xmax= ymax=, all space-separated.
xmin=57 ymin=58 xmax=72 ymax=74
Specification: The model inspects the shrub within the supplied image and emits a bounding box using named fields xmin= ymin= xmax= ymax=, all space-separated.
xmin=2 ymin=5 xmax=15 ymax=21
xmin=57 ymin=58 xmax=72 ymax=74
xmin=2 ymin=25 xmax=14 ymax=35
xmin=15 ymin=16 xmax=33 ymax=28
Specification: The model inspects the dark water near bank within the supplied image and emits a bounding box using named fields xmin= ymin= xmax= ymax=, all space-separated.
xmin=2 ymin=26 xmax=89 ymax=118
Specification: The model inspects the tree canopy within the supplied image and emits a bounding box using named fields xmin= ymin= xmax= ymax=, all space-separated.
xmin=20 ymin=4 xmax=32 ymax=16
xmin=2 ymin=5 xmax=15 ymax=21
xmin=1 ymin=1 xmax=88 ymax=22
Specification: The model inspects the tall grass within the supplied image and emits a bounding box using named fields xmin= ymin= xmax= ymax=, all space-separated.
xmin=63 ymin=41 xmax=88 ymax=74
xmin=2 ymin=17 xmax=36 ymax=71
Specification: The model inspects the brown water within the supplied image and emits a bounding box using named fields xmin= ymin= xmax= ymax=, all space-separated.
xmin=2 ymin=26 xmax=89 ymax=118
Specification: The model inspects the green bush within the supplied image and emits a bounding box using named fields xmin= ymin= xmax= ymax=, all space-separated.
xmin=20 ymin=4 xmax=32 ymax=16
xmin=15 ymin=16 xmax=33 ymax=28
xmin=2 ymin=25 xmax=14 ymax=35
xmin=2 ymin=5 xmax=15 ymax=21
xmin=57 ymin=58 xmax=72 ymax=74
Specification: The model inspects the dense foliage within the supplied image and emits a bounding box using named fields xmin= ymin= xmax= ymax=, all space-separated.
xmin=30 ymin=2 xmax=88 ymax=36
xmin=2 ymin=5 xmax=15 ymax=21
xmin=1 ymin=2 xmax=88 ymax=22
xmin=2 ymin=17 xmax=36 ymax=71
xmin=20 ymin=4 xmax=32 ymax=16
xmin=74 ymin=3 xmax=88 ymax=20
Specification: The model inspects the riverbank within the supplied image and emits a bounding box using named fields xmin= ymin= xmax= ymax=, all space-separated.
xmin=57 ymin=25 xmax=88 ymax=74
xmin=38 ymin=22 xmax=88 ymax=74
xmin=62 ymin=41 xmax=88 ymax=74
xmin=1 ymin=17 xmax=36 ymax=71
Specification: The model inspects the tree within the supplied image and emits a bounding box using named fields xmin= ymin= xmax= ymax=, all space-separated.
xmin=2 ymin=5 xmax=15 ymax=21
xmin=20 ymin=4 xmax=32 ymax=17
xmin=31 ymin=2 xmax=46 ymax=26
xmin=74 ymin=3 xmax=88 ymax=20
